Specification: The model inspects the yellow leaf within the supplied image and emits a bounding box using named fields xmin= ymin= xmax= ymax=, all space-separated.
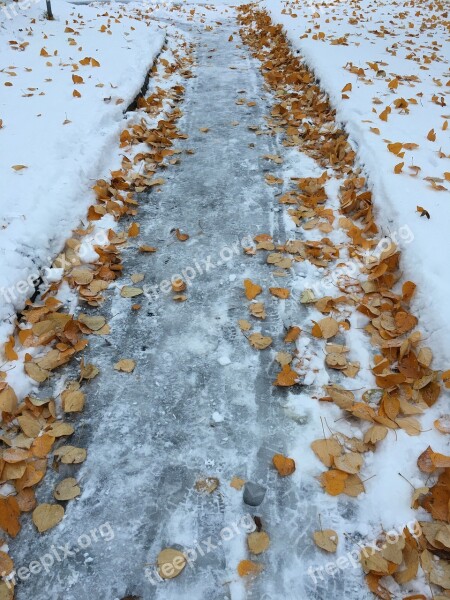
xmin=394 ymin=162 xmax=404 ymax=174
xmin=427 ymin=128 xmax=436 ymax=142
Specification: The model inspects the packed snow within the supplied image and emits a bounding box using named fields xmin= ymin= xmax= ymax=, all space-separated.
xmin=0 ymin=0 xmax=165 ymax=347
xmin=264 ymin=0 xmax=450 ymax=366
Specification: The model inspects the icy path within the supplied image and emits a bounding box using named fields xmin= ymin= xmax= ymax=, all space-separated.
xmin=10 ymin=13 xmax=371 ymax=600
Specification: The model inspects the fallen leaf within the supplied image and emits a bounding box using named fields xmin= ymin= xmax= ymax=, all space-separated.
xmin=312 ymin=317 xmax=339 ymax=339
xmin=175 ymin=229 xmax=189 ymax=241
xmin=248 ymin=332 xmax=272 ymax=350
xmin=230 ymin=476 xmax=245 ymax=490
xmin=269 ymin=287 xmax=290 ymax=299
xmin=272 ymin=454 xmax=296 ymax=476
xmin=157 ymin=548 xmax=187 ymax=579
xmin=54 ymin=478 xmax=81 ymax=501
xmin=195 ymin=477 xmax=219 ymax=494
xmin=0 ymin=497 xmax=21 ymax=537
xmin=32 ymin=503 xmax=64 ymax=533
xmin=313 ymin=529 xmax=338 ymax=553
xmin=244 ymin=279 xmax=262 ymax=300
xmin=247 ymin=531 xmax=270 ymax=555
xmin=53 ymin=446 xmax=87 ymax=464
xmin=120 ymin=286 xmax=143 ymax=298
xmin=114 ymin=359 xmax=136 ymax=373
xmin=273 ymin=364 xmax=298 ymax=387
xmin=237 ymin=559 xmax=263 ymax=577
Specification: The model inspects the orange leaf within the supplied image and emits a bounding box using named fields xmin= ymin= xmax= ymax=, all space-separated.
xmin=273 ymin=364 xmax=298 ymax=387
xmin=0 ymin=497 xmax=21 ymax=537
xmin=402 ymin=281 xmax=416 ymax=302
xmin=237 ymin=559 xmax=263 ymax=577
xmin=128 ymin=222 xmax=140 ymax=238
xmin=30 ymin=434 xmax=55 ymax=458
xmin=417 ymin=446 xmax=450 ymax=473
xmin=284 ymin=326 xmax=301 ymax=343
xmin=72 ymin=74 xmax=84 ymax=84
xmin=394 ymin=162 xmax=404 ymax=174
xmin=73 ymin=89 xmax=81 ymax=98
xmin=18 ymin=329 xmax=33 ymax=345
xmin=379 ymin=107 xmax=391 ymax=122
xmin=272 ymin=454 xmax=296 ymax=477
xmin=387 ymin=142 xmax=403 ymax=155
xmin=5 ymin=336 xmax=18 ymax=361
xmin=320 ymin=469 xmax=348 ymax=496
xmin=427 ymin=128 xmax=436 ymax=142
xmin=269 ymin=287 xmax=290 ymax=299
xmin=341 ymin=83 xmax=352 ymax=93
xmin=244 ymin=279 xmax=262 ymax=300
xmin=175 ymin=228 xmax=189 ymax=242
xmin=388 ymin=78 xmax=399 ymax=90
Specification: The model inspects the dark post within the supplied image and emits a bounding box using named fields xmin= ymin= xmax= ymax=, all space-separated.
xmin=45 ymin=0 xmax=54 ymax=20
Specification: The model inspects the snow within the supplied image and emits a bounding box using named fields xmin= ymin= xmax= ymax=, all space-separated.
xmin=1 ymin=1 xmax=450 ymax=598
xmin=0 ymin=0 xmax=165 ymax=349
xmin=263 ymin=0 xmax=450 ymax=368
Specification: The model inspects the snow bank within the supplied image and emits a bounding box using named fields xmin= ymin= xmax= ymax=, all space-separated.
xmin=0 ymin=0 xmax=165 ymax=347
xmin=264 ymin=0 xmax=450 ymax=367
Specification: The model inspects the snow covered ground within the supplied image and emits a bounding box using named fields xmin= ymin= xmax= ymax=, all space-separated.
xmin=1 ymin=1 xmax=450 ymax=599
xmin=263 ymin=0 xmax=450 ymax=367
xmin=0 ymin=0 xmax=165 ymax=348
